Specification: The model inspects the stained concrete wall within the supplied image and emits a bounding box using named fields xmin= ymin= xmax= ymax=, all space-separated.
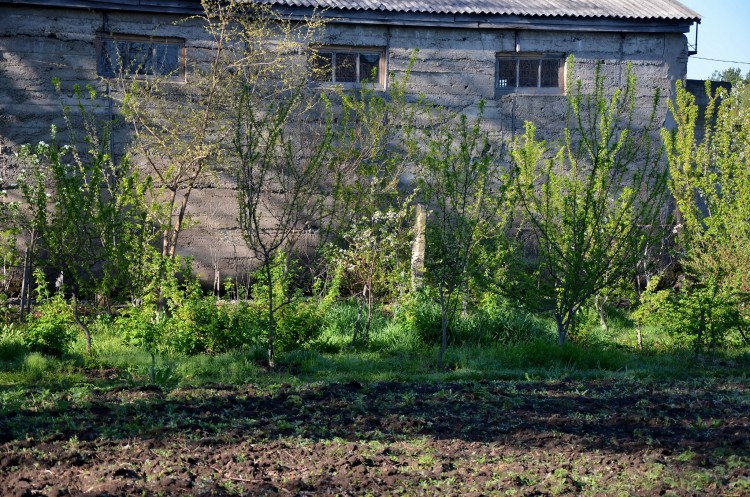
xmin=0 ymin=4 xmax=688 ymax=286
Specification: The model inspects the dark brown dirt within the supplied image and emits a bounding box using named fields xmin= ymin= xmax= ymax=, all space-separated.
xmin=1 ymin=377 xmax=748 ymax=496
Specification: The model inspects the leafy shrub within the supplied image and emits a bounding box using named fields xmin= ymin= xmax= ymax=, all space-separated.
xmin=119 ymin=299 xmax=267 ymax=355
xmin=167 ymin=296 xmax=223 ymax=355
xmin=215 ymin=301 xmax=266 ymax=351
xmin=637 ymin=278 xmax=748 ymax=351
xmin=273 ymin=300 xmax=324 ymax=353
xmin=23 ymin=294 xmax=74 ymax=357
xmin=117 ymin=305 xmax=167 ymax=353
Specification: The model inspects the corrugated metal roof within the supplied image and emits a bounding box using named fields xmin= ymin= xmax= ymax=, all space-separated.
xmin=1 ymin=0 xmax=701 ymax=21
xmin=264 ymin=0 xmax=700 ymax=21
xmin=0 ymin=0 xmax=204 ymax=14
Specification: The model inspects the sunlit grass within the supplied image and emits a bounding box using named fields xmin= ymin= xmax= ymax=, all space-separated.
xmin=0 ymin=303 xmax=748 ymax=388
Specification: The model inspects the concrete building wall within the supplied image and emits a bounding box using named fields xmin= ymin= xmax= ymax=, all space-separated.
xmin=0 ymin=4 xmax=689 ymax=286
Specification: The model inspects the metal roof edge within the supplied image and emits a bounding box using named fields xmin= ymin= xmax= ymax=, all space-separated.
xmin=276 ymin=7 xmax=695 ymax=33
xmin=0 ymin=0 xmax=204 ymax=15
xmin=0 ymin=0 xmax=697 ymax=33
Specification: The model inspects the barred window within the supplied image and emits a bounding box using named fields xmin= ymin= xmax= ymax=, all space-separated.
xmin=496 ymin=54 xmax=564 ymax=94
xmin=98 ymin=34 xmax=185 ymax=80
xmin=310 ymin=47 xmax=384 ymax=88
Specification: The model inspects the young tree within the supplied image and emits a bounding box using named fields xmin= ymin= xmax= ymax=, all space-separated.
xmin=509 ymin=61 xmax=670 ymax=346
xmin=323 ymin=60 xmax=421 ymax=343
xmin=118 ymin=0 xmax=324 ymax=261
xmin=417 ymin=103 xmax=505 ymax=368
xmin=662 ymin=80 xmax=750 ymax=348
xmin=17 ymin=83 xmax=152 ymax=353
xmin=234 ymin=81 xmax=336 ymax=368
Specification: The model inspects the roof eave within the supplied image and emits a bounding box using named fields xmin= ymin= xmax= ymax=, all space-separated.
xmin=0 ymin=0 xmax=203 ymax=15
xmin=277 ymin=7 xmax=697 ymax=33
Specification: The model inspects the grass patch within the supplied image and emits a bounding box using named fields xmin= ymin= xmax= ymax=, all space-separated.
xmin=0 ymin=304 xmax=748 ymax=388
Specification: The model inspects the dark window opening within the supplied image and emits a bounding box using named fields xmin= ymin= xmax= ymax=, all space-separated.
xmin=98 ymin=34 xmax=185 ymax=80
xmin=310 ymin=48 xmax=384 ymax=87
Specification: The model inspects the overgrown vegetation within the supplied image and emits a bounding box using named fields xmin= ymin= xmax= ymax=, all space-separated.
xmin=3 ymin=5 xmax=750 ymax=495
xmin=2 ymin=1 xmax=750 ymax=378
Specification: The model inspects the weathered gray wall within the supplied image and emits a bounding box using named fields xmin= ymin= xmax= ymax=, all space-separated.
xmin=0 ymin=4 xmax=688 ymax=286
xmin=323 ymin=23 xmax=688 ymax=139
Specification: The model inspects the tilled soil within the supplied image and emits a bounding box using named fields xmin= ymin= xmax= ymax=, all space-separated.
xmin=1 ymin=378 xmax=748 ymax=496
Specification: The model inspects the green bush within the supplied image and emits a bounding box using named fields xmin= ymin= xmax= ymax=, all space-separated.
xmin=23 ymin=294 xmax=75 ymax=357
xmin=635 ymin=277 xmax=749 ymax=351
xmin=273 ymin=300 xmax=324 ymax=353
xmin=215 ymin=301 xmax=266 ymax=351
xmin=167 ymin=296 xmax=224 ymax=355
xmin=119 ymin=298 xmax=267 ymax=355
xmin=117 ymin=305 xmax=165 ymax=351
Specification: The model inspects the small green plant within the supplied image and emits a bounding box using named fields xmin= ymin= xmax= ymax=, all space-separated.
xmin=22 ymin=352 xmax=51 ymax=381
xmin=22 ymin=271 xmax=74 ymax=357
xmin=637 ymin=277 xmax=747 ymax=351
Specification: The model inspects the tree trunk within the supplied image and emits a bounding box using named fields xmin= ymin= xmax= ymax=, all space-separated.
xmin=410 ymin=204 xmax=426 ymax=291
xmin=437 ymin=292 xmax=448 ymax=369
xmin=265 ymin=259 xmax=275 ymax=369
xmin=556 ymin=314 xmax=567 ymax=347
xmin=71 ymin=294 xmax=92 ymax=356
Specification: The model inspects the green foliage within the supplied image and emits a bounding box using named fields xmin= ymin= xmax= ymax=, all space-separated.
xmin=709 ymin=67 xmax=750 ymax=86
xmin=23 ymin=294 xmax=74 ymax=357
xmin=635 ymin=277 xmax=747 ymax=351
xmin=329 ymin=202 xmax=414 ymax=342
xmin=273 ymin=300 xmax=323 ymax=353
xmin=0 ymin=185 xmax=20 ymax=297
xmin=399 ymin=291 xmax=551 ymax=347
xmin=510 ymin=60 xmax=669 ymax=346
xmin=417 ymin=102 xmax=507 ymax=366
xmin=664 ymin=80 xmax=750 ymax=350
xmin=116 ymin=305 xmax=166 ymax=353
xmin=398 ymin=290 xmax=444 ymax=346
xmin=119 ymin=266 xmax=267 ymax=356
xmin=0 ymin=324 xmax=27 ymax=364
xmin=168 ymin=297 xmax=266 ymax=355
xmin=17 ymin=84 xmax=153 ymax=303
xmin=455 ymin=296 xmax=552 ymax=346
xmin=250 ymin=254 xmax=323 ymax=353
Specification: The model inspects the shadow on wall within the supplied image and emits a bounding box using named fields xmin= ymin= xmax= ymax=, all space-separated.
xmin=684 ymin=79 xmax=732 ymax=141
